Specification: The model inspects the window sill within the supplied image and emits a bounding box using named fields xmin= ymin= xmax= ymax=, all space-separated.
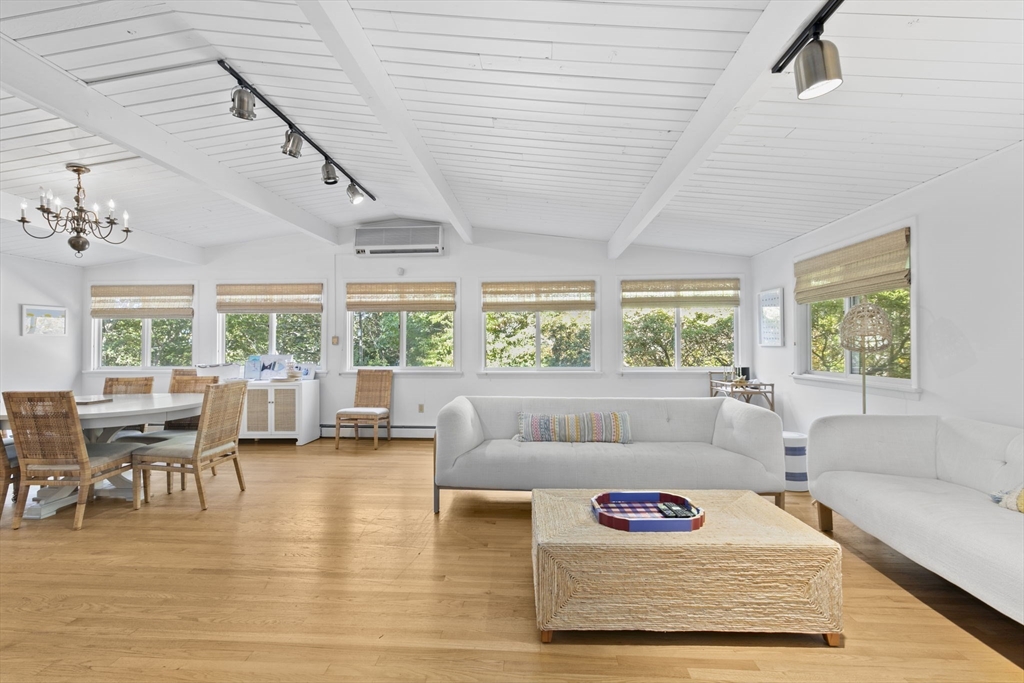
xmin=618 ymin=368 xmax=728 ymax=376
xmin=476 ymin=370 xmax=603 ymax=377
xmin=792 ymin=373 xmax=921 ymax=400
xmin=339 ymin=369 xmax=463 ymax=377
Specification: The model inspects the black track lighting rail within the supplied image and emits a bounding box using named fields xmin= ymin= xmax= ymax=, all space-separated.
xmin=217 ymin=59 xmax=376 ymax=202
xmin=771 ymin=0 xmax=845 ymax=74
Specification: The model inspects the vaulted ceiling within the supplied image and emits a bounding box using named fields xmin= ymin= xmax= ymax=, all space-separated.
xmin=1 ymin=0 xmax=1021 ymax=267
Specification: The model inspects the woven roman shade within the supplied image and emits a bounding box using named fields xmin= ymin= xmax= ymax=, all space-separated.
xmin=90 ymin=284 xmax=194 ymax=319
xmin=794 ymin=228 xmax=910 ymax=304
xmin=346 ymin=282 xmax=456 ymax=312
xmin=216 ymin=283 xmax=323 ymax=314
xmin=481 ymin=281 xmax=596 ymax=312
xmin=620 ymin=279 xmax=740 ymax=308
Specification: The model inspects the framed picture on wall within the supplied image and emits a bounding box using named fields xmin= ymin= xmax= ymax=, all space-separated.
xmin=758 ymin=288 xmax=784 ymax=347
xmin=21 ymin=304 xmax=67 ymax=336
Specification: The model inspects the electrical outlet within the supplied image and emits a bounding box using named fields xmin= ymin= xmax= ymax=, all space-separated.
xmin=418 ymin=403 xmax=425 ymax=413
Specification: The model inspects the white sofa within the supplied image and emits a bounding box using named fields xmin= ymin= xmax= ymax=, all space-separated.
xmin=809 ymin=415 xmax=1024 ymax=624
xmin=434 ymin=396 xmax=785 ymax=513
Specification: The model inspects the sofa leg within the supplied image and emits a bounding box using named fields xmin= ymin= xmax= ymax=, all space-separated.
xmin=433 ymin=485 xmax=440 ymax=514
xmin=816 ymin=501 xmax=834 ymax=532
xmin=774 ymin=492 xmax=785 ymax=509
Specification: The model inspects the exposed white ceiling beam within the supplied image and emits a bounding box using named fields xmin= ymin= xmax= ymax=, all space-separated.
xmin=1 ymin=190 xmax=205 ymax=264
xmin=0 ymin=35 xmax=340 ymax=246
xmin=296 ymin=0 xmax=474 ymax=244
xmin=606 ymin=0 xmax=819 ymax=259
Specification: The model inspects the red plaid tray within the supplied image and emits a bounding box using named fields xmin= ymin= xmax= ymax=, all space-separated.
xmin=591 ymin=491 xmax=705 ymax=532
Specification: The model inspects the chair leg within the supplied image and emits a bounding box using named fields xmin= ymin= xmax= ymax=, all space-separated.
xmin=211 ymin=466 xmax=217 ymax=476
xmin=2 ymin=476 xmax=8 ymax=507
xmin=133 ymin=465 xmax=142 ymax=510
xmin=72 ymin=484 xmax=90 ymax=530
xmin=387 ymin=418 xmax=392 ymax=441
xmin=433 ymin=485 xmax=440 ymax=514
xmin=373 ymin=419 xmax=379 ymax=450
xmin=232 ymin=457 xmax=246 ymax=492
xmin=194 ymin=470 xmax=208 ymax=510
xmin=10 ymin=471 xmax=19 ymax=503
xmin=12 ymin=484 xmax=30 ymax=529
xmin=335 ymin=416 xmax=341 ymax=450
xmin=166 ymin=470 xmax=173 ymax=494
xmin=181 ymin=471 xmax=187 ymax=490
xmin=353 ymin=420 xmax=359 ymax=442
xmin=143 ymin=468 xmax=152 ymax=504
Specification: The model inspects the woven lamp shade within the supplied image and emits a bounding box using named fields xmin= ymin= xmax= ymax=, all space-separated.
xmin=839 ymin=303 xmax=892 ymax=353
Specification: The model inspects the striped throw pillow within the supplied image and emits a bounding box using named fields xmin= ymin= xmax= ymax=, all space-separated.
xmin=517 ymin=412 xmax=631 ymax=444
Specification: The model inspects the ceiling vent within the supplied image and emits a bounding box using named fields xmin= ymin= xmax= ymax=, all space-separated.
xmin=354 ymin=224 xmax=444 ymax=257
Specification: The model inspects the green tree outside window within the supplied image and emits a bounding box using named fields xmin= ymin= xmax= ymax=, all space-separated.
xmin=406 ymin=311 xmax=454 ymax=367
xmin=810 ymin=288 xmax=911 ymax=379
xmin=622 ymin=306 xmax=734 ymax=368
xmin=224 ymin=313 xmax=270 ymax=365
xmin=101 ymin=319 xmax=142 ymax=367
xmin=150 ymin=319 xmax=193 ymax=367
xmin=485 ymin=311 xmax=592 ymax=368
xmin=276 ymin=313 xmax=322 ymax=366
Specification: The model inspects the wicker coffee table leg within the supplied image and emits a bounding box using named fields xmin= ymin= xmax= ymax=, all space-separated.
xmin=823 ymin=632 xmax=841 ymax=647
xmin=541 ymin=630 xmax=554 ymax=643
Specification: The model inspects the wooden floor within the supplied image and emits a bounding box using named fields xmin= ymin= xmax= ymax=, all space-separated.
xmin=1 ymin=438 xmax=1021 ymax=683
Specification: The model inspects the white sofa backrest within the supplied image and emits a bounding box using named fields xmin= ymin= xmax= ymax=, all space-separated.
xmin=808 ymin=415 xmax=940 ymax=481
xmin=464 ymin=396 xmax=727 ymax=443
xmin=937 ymin=417 xmax=1024 ymax=494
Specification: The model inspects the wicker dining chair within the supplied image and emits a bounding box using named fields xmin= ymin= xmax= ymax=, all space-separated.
xmin=103 ymin=376 xmax=155 ymax=394
xmin=2 ymin=436 xmax=20 ymax=505
xmin=335 ymin=369 xmax=392 ymax=450
xmin=170 ymin=368 xmax=198 ymax=379
xmin=130 ymin=381 xmax=247 ymax=511
xmin=2 ymin=391 xmax=137 ymax=530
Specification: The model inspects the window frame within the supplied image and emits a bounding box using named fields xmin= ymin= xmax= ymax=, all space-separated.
xmin=219 ymin=311 xmax=327 ymax=370
xmin=90 ymin=281 xmax=198 ymax=371
xmin=344 ymin=278 xmax=460 ymax=373
xmin=617 ymin=275 xmax=742 ymax=373
xmin=794 ymin=218 xmax=919 ymax=393
xmin=480 ymin=277 xmax=599 ymax=373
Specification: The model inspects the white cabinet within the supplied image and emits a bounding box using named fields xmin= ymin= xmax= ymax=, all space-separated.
xmin=240 ymin=380 xmax=320 ymax=445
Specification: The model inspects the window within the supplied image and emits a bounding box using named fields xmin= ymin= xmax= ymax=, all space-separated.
xmin=92 ymin=285 xmax=194 ymax=368
xmin=621 ymin=279 xmax=738 ymax=369
xmin=217 ymin=283 xmax=324 ymax=366
xmin=796 ymin=227 xmax=912 ymax=381
xmin=482 ymin=281 xmax=595 ymax=369
xmin=347 ymin=282 xmax=455 ymax=369
xmin=809 ymin=289 xmax=911 ymax=379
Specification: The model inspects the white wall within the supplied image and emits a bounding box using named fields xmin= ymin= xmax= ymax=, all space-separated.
xmin=0 ymin=253 xmax=84 ymax=392
xmin=78 ymin=227 xmax=752 ymax=433
xmin=750 ymin=143 xmax=1024 ymax=432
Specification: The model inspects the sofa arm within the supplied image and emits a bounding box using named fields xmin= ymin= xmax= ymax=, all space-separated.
xmin=435 ymin=396 xmax=486 ymax=481
xmin=808 ymin=415 xmax=939 ymax=483
xmin=711 ymin=398 xmax=785 ymax=485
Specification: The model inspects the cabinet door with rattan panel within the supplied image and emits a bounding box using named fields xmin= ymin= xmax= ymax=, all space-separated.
xmin=246 ymin=388 xmax=270 ymax=433
xmin=273 ymin=388 xmax=297 ymax=432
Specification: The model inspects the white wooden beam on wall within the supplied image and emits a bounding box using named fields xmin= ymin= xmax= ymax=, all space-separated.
xmin=0 ymin=36 xmax=340 ymax=246
xmin=1 ymin=190 xmax=206 ymax=264
xmin=297 ymin=0 xmax=474 ymax=244
xmin=606 ymin=0 xmax=820 ymax=259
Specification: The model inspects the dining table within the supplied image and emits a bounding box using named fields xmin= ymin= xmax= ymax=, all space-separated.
xmin=0 ymin=393 xmax=204 ymax=520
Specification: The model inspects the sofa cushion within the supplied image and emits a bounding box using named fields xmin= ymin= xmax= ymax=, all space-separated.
xmin=937 ymin=417 xmax=1024 ymax=494
xmin=517 ymin=411 xmax=631 ymax=443
xmin=468 ymin=396 xmax=725 ymax=442
xmin=439 ymin=440 xmax=783 ymax=493
xmin=813 ymin=470 xmax=1024 ymax=624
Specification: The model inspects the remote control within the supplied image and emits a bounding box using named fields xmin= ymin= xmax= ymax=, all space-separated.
xmin=666 ymin=502 xmax=694 ymax=518
xmin=657 ymin=503 xmax=677 ymax=518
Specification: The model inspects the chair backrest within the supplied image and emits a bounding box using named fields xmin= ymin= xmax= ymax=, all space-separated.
xmin=354 ymin=369 xmax=392 ymax=409
xmin=1 ymin=391 xmax=89 ymax=470
xmin=166 ymin=376 xmax=219 ymax=430
xmin=170 ymin=368 xmax=198 ymax=379
xmin=193 ymin=382 xmax=247 ymax=460
xmin=103 ymin=376 xmax=154 ymax=394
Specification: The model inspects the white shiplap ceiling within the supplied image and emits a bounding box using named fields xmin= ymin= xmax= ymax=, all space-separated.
xmin=0 ymin=0 xmax=1021 ymax=266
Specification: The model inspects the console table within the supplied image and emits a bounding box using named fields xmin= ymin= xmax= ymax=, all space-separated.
xmin=239 ymin=379 xmax=320 ymax=445
xmin=709 ymin=378 xmax=775 ymax=412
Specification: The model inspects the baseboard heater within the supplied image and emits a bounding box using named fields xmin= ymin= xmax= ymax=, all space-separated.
xmin=321 ymin=424 xmax=435 ymax=430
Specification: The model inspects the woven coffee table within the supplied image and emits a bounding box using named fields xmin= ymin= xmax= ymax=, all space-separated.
xmin=532 ymin=489 xmax=842 ymax=645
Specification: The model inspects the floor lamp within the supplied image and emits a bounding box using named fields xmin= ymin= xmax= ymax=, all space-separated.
xmin=839 ymin=303 xmax=893 ymax=414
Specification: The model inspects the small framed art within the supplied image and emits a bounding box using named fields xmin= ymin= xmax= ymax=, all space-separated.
xmin=758 ymin=288 xmax=784 ymax=347
xmin=21 ymin=304 xmax=68 ymax=336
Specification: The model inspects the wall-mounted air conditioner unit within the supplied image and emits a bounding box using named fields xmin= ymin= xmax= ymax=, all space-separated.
xmin=354 ymin=224 xmax=444 ymax=257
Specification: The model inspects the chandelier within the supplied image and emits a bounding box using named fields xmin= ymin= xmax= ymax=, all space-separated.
xmin=18 ymin=163 xmax=131 ymax=258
